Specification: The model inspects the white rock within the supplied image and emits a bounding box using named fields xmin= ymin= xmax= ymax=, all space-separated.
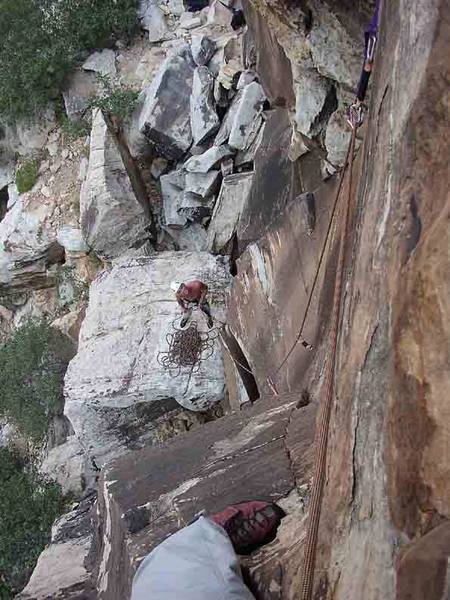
xmin=228 ymin=82 xmax=265 ymax=150
xmin=207 ymin=172 xmax=253 ymax=253
xmin=7 ymin=183 xmax=19 ymax=210
xmin=207 ymin=0 xmax=231 ymax=26
xmin=179 ymin=15 xmax=203 ymax=30
xmin=294 ymin=69 xmax=331 ymax=137
xmin=191 ymin=35 xmax=216 ymax=66
xmin=80 ymin=110 xmax=150 ymax=259
xmin=78 ymin=157 xmax=89 ymax=181
xmin=184 ymin=144 xmax=234 ymax=173
xmin=167 ymin=0 xmax=184 ymax=16
xmin=64 ymin=252 xmax=231 ymax=466
xmin=57 ymin=225 xmax=89 ymax=254
xmin=190 ymin=67 xmax=220 ymax=145
xmin=82 ymin=49 xmax=117 ymax=77
xmin=40 ymin=436 xmax=95 ymax=495
xmin=142 ymin=4 xmax=170 ymax=42
xmin=61 ymin=148 xmax=70 ymax=160
xmin=41 ymin=186 xmax=52 ymax=198
xmin=160 ymin=169 xmax=186 ymax=227
xmin=185 ymin=170 xmax=220 ymax=198
xmin=237 ymin=69 xmax=257 ymax=89
xmin=164 ymin=222 xmax=208 ymax=251
xmin=324 ymin=109 xmax=352 ymax=167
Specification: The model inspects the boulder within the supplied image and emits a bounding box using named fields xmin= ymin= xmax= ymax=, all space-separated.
xmin=57 ymin=225 xmax=89 ymax=255
xmin=63 ymin=70 xmax=98 ymax=122
xmin=294 ymin=68 xmax=332 ymax=138
xmin=0 ymin=196 xmax=63 ymax=292
xmin=17 ymin=495 xmax=98 ymax=600
xmin=185 ymin=170 xmax=220 ymax=198
xmin=40 ymin=435 xmax=95 ymax=495
xmin=191 ymin=35 xmax=217 ymax=66
xmin=164 ymin=222 xmax=208 ymax=251
xmin=64 ymin=252 xmax=231 ymax=466
xmin=137 ymin=47 xmax=195 ymax=159
xmin=160 ymin=169 xmax=186 ymax=227
xmin=82 ymin=49 xmax=116 ymax=77
xmin=0 ymin=107 xmax=56 ymax=157
xmin=80 ymin=110 xmax=150 ymax=260
xmin=324 ymin=109 xmax=352 ymax=167
xmin=215 ymin=82 xmax=264 ymax=150
xmin=150 ymin=157 xmax=168 ymax=179
xmin=228 ymin=81 xmax=265 ymax=149
xmin=141 ymin=4 xmax=170 ymax=42
xmin=207 ymin=172 xmax=253 ymax=253
xmin=179 ymin=14 xmax=203 ymax=30
xmin=184 ymin=144 xmax=235 ymax=173
xmin=190 ymin=67 xmax=220 ymax=145
xmin=207 ymin=0 xmax=232 ymax=26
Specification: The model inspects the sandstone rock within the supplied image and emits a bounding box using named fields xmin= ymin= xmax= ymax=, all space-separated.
xmin=64 ymin=252 xmax=231 ymax=466
xmin=57 ymin=225 xmax=89 ymax=254
xmin=184 ymin=144 xmax=234 ymax=172
xmin=137 ymin=48 xmax=194 ymax=159
xmin=82 ymin=49 xmax=117 ymax=77
xmin=190 ymin=67 xmax=220 ymax=145
xmin=185 ymin=170 xmax=220 ymax=198
xmin=80 ymin=110 xmax=150 ymax=260
xmin=207 ymin=172 xmax=253 ymax=253
xmin=191 ymin=35 xmax=217 ymax=66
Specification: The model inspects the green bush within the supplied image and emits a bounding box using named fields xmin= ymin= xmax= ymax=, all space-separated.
xmin=15 ymin=160 xmax=39 ymax=193
xmin=88 ymin=74 xmax=139 ymax=124
xmin=0 ymin=447 xmax=66 ymax=598
xmin=0 ymin=0 xmax=139 ymax=122
xmin=0 ymin=320 xmax=70 ymax=442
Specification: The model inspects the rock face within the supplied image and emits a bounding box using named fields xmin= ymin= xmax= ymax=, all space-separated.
xmin=17 ymin=494 xmax=98 ymax=600
xmin=0 ymin=195 xmax=64 ymax=292
xmin=82 ymin=49 xmax=117 ymax=76
xmin=80 ymin=110 xmax=150 ymax=260
xmin=64 ymin=252 xmax=231 ymax=467
xmin=136 ymin=47 xmax=195 ymax=159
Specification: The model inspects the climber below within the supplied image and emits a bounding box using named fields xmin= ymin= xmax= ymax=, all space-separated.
xmin=172 ymin=280 xmax=214 ymax=329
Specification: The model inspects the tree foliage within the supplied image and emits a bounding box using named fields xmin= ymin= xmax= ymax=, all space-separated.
xmin=0 ymin=320 xmax=72 ymax=442
xmin=15 ymin=159 xmax=39 ymax=193
xmin=0 ymin=0 xmax=138 ymax=121
xmin=88 ymin=74 xmax=139 ymax=124
xmin=0 ymin=447 xmax=66 ymax=598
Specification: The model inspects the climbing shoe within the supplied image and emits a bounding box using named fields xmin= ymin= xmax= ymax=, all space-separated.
xmin=180 ymin=316 xmax=189 ymax=328
xmin=207 ymin=317 xmax=214 ymax=329
xmin=210 ymin=501 xmax=285 ymax=554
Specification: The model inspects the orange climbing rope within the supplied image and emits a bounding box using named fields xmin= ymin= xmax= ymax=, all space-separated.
xmin=299 ymin=128 xmax=357 ymax=600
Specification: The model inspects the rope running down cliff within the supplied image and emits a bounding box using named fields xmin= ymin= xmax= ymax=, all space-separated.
xmin=299 ymin=128 xmax=357 ymax=600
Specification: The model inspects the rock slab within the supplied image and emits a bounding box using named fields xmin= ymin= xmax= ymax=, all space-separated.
xmin=80 ymin=110 xmax=150 ymax=260
xmin=64 ymin=252 xmax=231 ymax=467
